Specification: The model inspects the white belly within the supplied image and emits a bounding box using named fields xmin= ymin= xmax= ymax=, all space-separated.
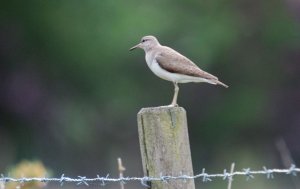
xmin=146 ymin=58 xmax=212 ymax=84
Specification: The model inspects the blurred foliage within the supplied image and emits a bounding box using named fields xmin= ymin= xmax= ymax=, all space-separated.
xmin=5 ymin=160 xmax=48 ymax=189
xmin=0 ymin=0 xmax=300 ymax=188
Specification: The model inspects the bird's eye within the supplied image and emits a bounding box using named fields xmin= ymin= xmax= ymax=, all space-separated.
xmin=142 ymin=39 xmax=147 ymax=43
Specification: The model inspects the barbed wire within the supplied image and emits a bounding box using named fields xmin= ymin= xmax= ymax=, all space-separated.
xmin=0 ymin=164 xmax=299 ymax=187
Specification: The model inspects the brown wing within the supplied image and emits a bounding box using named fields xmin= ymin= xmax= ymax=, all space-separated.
xmin=155 ymin=47 xmax=218 ymax=80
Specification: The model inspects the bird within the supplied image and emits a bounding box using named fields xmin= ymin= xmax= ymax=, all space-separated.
xmin=130 ymin=35 xmax=228 ymax=107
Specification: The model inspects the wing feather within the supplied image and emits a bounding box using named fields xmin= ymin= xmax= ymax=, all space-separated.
xmin=155 ymin=47 xmax=218 ymax=80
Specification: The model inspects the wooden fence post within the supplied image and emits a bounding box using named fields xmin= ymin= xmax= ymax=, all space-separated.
xmin=137 ymin=107 xmax=195 ymax=189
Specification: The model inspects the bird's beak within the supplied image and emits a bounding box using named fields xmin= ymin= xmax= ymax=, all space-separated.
xmin=129 ymin=43 xmax=140 ymax=51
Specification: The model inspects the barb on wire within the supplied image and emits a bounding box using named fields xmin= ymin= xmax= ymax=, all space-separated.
xmin=287 ymin=164 xmax=297 ymax=176
xmin=263 ymin=166 xmax=274 ymax=179
xmin=0 ymin=165 xmax=299 ymax=187
xmin=77 ymin=176 xmax=89 ymax=186
xmin=59 ymin=174 xmax=65 ymax=186
xmin=140 ymin=177 xmax=150 ymax=188
xmin=178 ymin=171 xmax=187 ymax=183
xmin=243 ymin=168 xmax=254 ymax=181
xmin=201 ymin=168 xmax=212 ymax=182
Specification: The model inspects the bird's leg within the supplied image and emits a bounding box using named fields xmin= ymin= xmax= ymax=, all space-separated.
xmin=170 ymin=82 xmax=179 ymax=107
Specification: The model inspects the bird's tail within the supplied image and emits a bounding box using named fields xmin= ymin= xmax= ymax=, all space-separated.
xmin=212 ymin=79 xmax=229 ymax=88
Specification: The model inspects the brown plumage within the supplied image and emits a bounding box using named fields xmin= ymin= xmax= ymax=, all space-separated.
xmin=156 ymin=46 xmax=228 ymax=88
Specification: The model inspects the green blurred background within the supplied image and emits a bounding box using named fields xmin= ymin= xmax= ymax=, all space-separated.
xmin=1 ymin=0 xmax=300 ymax=188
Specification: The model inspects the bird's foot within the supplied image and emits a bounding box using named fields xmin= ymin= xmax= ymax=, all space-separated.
xmin=158 ymin=104 xmax=179 ymax=108
xmin=171 ymin=103 xmax=179 ymax=107
xmin=167 ymin=103 xmax=179 ymax=107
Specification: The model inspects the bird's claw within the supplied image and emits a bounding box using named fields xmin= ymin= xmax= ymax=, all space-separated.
xmin=168 ymin=103 xmax=179 ymax=107
xmin=158 ymin=104 xmax=179 ymax=108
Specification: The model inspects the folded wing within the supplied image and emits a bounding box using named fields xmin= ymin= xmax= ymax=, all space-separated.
xmin=155 ymin=47 xmax=218 ymax=81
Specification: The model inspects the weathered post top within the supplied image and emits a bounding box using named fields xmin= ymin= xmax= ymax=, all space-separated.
xmin=137 ymin=106 xmax=195 ymax=189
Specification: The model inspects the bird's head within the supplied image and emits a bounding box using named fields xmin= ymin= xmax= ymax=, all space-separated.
xmin=129 ymin=35 xmax=160 ymax=52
